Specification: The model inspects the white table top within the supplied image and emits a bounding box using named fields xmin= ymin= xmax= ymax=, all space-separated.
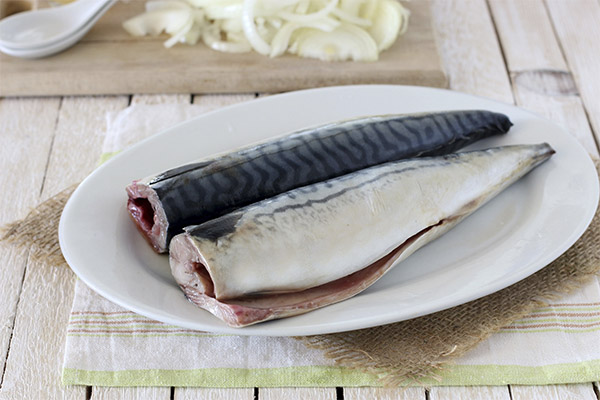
xmin=1 ymin=0 xmax=599 ymax=399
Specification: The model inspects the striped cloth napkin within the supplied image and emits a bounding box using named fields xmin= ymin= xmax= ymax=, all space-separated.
xmin=62 ymin=104 xmax=600 ymax=387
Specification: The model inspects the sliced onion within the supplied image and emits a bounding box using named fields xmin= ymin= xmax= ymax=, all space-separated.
xmin=338 ymin=0 xmax=364 ymax=16
xmin=268 ymin=17 xmax=283 ymax=29
xmin=295 ymin=0 xmax=310 ymax=14
xmin=269 ymin=18 xmax=339 ymax=57
xmin=203 ymin=25 xmax=252 ymax=52
xmin=221 ymin=17 xmax=244 ymax=33
xmin=124 ymin=0 xmax=409 ymax=59
xmin=227 ymin=30 xmax=248 ymax=43
xmin=279 ymin=0 xmax=338 ymax=23
xmin=331 ymin=6 xmax=371 ymax=27
xmin=290 ymin=23 xmax=378 ymax=61
xmin=192 ymin=9 xmax=205 ymax=24
xmin=241 ymin=0 xmax=271 ymax=55
xmin=396 ymin=1 xmax=410 ymax=35
xmin=368 ymin=0 xmax=409 ymax=51
xmin=163 ymin=13 xmax=195 ymax=47
xmin=256 ymin=0 xmax=302 ymax=15
xmin=123 ymin=9 xmax=192 ymax=37
xmin=184 ymin=20 xmax=203 ymax=44
xmin=359 ymin=0 xmax=378 ymax=20
xmin=204 ymin=3 xmax=243 ymax=19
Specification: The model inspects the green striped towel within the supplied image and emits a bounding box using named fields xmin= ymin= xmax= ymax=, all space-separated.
xmin=62 ymin=104 xmax=600 ymax=387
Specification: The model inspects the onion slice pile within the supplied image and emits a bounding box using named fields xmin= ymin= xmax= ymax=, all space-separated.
xmin=122 ymin=0 xmax=410 ymax=61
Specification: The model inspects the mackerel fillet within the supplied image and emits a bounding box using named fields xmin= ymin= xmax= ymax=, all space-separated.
xmin=127 ymin=110 xmax=512 ymax=252
xmin=169 ymin=143 xmax=554 ymax=327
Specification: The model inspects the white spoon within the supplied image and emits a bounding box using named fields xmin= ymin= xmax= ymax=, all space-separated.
xmin=0 ymin=3 xmax=113 ymax=59
xmin=0 ymin=0 xmax=116 ymax=56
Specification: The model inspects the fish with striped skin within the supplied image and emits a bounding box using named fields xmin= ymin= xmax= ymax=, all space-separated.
xmin=169 ymin=144 xmax=554 ymax=327
xmin=127 ymin=110 xmax=512 ymax=253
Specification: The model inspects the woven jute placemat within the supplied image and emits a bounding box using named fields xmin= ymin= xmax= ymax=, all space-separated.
xmin=3 ymin=163 xmax=600 ymax=386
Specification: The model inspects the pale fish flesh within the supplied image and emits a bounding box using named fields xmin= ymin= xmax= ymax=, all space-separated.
xmin=127 ymin=110 xmax=512 ymax=252
xmin=169 ymin=143 xmax=554 ymax=327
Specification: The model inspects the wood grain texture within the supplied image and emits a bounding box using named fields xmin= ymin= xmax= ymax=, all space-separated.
xmin=175 ymin=388 xmax=255 ymax=400
xmin=41 ymin=96 xmax=129 ymax=198
xmin=0 ymin=0 xmax=33 ymax=18
xmin=489 ymin=0 xmax=599 ymax=157
xmin=259 ymin=387 xmax=336 ymax=400
xmin=0 ymin=0 xmax=447 ymax=97
xmin=0 ymin=97 xmax=60 ymax=389
xmin=0 ymin=96 xmax=128 ymax=399
xmin=545 ymin=0 xmax=600 ymax=147
xmin=0 ymin=97 xmax=61 ymax=221
xmin=92 ymin=386 xmax=170 ymax=400
xmin=0 ymin=0 xmax=597 ymax=396
xmin=131 ymin=94 xmax=192 ymax=105
xmin=429 ymin=386 xmax=511 ymax=400
xmin=192 ymin=93 xmax=255 ymax=110
xmin=431 ymin=0 xmax=512 ymax=104
xmin=489 ymin=0 xmax=566 ymax=71
xmin=0 ymin=245 xmax=27 ymax=389
xmin=344 ymin=387 xmax=426 ymax=399
xmin=511 ymin=384 xmax=598 ymax=400
xmin=0 ymin=255 xmax=84 ymax=400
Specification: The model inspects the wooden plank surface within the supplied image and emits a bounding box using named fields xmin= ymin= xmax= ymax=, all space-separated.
xmin=511 ymin=384 xmax=598 ymax=400
xmin=344 ymin=387 xmax=425 ymax=399
xmin=0 ymin=97 xmax=60 ymax=389
xmin=0 ymin=96 xmax=128 ymax=399
xmin=0 ymin=0 xmax=599 ymax=398
xmin=259 ymin=387 xmax=336 ymax=400
xmin=545 ymin=0 xmax=600 ymax=147
xmin=490 ymin=0 xmax=599 ymax=157
xmin=91 ymin=387 xmax=170 ymax=400
xmin=429 ymin=386 xmax=511 ymax=400
xmin=175 ymin=387 xmax=255 ymax=400
xmin=431 ymin=0 xmax=512 ymax=103
xmin=0 ymin=0 xmax=447 ymax=97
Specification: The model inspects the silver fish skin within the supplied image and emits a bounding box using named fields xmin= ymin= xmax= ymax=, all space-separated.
xmin=169 ymin=144 xmax=554 ymax=327
xmin=128 ymin=110 xmax=512 ymax=253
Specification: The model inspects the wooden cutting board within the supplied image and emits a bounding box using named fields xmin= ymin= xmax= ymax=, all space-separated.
xmin=0 ymin=0 xmax=446 ymax=96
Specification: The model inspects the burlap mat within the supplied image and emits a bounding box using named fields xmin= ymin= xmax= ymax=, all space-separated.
xmin=3 ymin=163 xmax=600 ymax=386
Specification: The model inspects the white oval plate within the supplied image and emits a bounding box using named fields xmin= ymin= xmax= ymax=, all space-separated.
xmin=59 ymin=85 xmax=599 ymax=336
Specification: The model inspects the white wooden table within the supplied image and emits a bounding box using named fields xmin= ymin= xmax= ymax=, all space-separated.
xmin=1 ymin=0 xmax=600 ymax=399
